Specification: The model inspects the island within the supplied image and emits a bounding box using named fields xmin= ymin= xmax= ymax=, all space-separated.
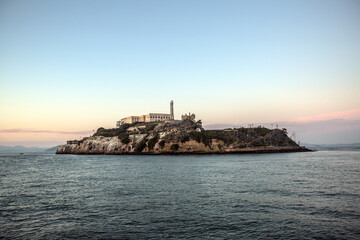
xmin=56 ymin=120 xmax=310 ymax=155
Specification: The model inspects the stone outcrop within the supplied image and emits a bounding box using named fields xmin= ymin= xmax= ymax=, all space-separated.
xmin=56 ymin=121 xmax=310 ymax=155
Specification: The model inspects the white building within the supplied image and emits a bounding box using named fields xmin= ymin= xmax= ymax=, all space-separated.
xmin=117 ymin=101 xmax=175 ymax=126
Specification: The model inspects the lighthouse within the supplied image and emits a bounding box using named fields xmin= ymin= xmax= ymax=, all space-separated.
xmin=170 ymin=100 xmax=174 ymax=120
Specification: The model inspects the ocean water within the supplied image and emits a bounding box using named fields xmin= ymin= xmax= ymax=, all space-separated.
xmin=1 ymin=151 xmax=359 ymax=239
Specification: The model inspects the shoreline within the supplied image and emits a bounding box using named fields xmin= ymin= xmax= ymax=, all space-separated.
xmin=56 ymin=147 xmax=313 ymax=155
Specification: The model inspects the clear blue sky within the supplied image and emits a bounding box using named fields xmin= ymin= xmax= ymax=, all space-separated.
xmin=0 ymin=0 xmax=359 ymax=146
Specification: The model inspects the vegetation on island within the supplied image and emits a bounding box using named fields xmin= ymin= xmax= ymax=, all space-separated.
xmin=87 ymin=119 xmax=299 ymax=154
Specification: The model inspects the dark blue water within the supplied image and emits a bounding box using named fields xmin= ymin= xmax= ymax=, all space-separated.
xmin=1 ymin=151 xmax=359 ymax=239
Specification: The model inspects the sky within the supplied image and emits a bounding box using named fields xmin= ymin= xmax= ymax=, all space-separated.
xmin=0 ymin=0 xmax=359 ymax=147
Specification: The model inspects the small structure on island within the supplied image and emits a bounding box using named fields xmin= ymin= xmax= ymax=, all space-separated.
xmin=66 ymin=140 xmax=83 ymax=145
xmin=181 ymin=112 xmax=196 ymax=121
xmin=116 ymin=100 xmax=175 ymax=126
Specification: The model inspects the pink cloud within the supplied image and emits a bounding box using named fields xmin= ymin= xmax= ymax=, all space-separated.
xmin=290 ymin=108 xmax=360 ymax=123
xmin=0 ymin=129 xmax=93 ymax=135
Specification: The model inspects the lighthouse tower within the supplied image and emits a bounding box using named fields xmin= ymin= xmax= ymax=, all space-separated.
xmin=170 ymin=100 xmax=174 ymax=120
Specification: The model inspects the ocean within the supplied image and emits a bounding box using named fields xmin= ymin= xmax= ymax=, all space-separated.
xmin=1 ymin=150 xmax=359 ymax=239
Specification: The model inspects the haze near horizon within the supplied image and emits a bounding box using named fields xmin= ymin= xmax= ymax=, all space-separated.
xmin=0 ymin=0 xmax=359 ymax=147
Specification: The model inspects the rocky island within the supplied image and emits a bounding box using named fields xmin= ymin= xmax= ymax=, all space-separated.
xmin=56 ymin=120 xmax=310 ymax=155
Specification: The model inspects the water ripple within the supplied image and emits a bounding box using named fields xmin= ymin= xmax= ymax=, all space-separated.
xmin=0 ymin=152 xmax=359 ymax=239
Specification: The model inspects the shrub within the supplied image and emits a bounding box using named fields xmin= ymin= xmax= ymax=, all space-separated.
xmin=120 ymin=123 xmax=131 ymax=130
xmin=145 ymin=123 xmax=158 ymax=131
xmin=189 ymin=131 xmax=203 ymax=143
xmin=147 ymin=135 xmax=158 ymax=150
xmin=159 ymin=140 xmax=165 ymax=149
xmin=181 ymin=135 xmax=190 ymax=143
xmin=93 ymin=124 xmax=133 ymax=137
xmin=93 ymin=127 xmax=115 ymax=137
xmin=170 ymin=143 xmax=179 ymax=151
xmin=254 ymin=126 xmax=271 ymax=136
xmin=251 ymin=139 xmax=265 ymax=147
xmin=120 ymin=136 xmax=130 ymax=144
xmin=189 ymin=131 xmax=212 ymax=146
xmin=135 ymin=140 xmax=147 ymax=153
xmin=189 ymin=130 xmax=236 ymax=146
xmin=117 ymin=132 xmax=127 ymax=139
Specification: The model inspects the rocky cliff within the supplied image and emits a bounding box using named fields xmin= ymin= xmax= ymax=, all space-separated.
xmin=56 ymin=120 xmax=309 ymax=155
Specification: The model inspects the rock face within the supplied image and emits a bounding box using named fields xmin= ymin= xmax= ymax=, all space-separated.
xmin=56 ymin=121 xmax=310 ymax=155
